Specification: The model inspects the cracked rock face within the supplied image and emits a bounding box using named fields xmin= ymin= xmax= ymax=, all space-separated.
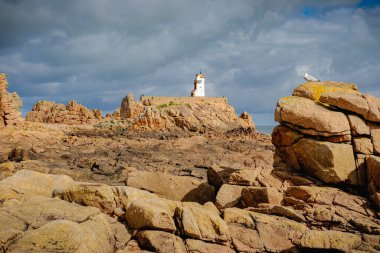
xmin=273 ymin=81 xmax=380 ymax=209
xmin=0 ymin=74 xmax=24 ymax=128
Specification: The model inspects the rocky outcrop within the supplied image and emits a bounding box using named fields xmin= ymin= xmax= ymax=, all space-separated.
xmin=119 ymin=93 xmax=255 ymax=132
xmin=273 ymin=81 xmax=380 ymax=209
xmin=26 ymin=100 xmax=102 ymax=125
xmin=0 ymin=73 xmax=23 ymax=128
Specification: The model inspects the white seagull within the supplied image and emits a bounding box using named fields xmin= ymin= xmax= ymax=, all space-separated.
xmin=304 ymin=73 xmax=321 ymax=82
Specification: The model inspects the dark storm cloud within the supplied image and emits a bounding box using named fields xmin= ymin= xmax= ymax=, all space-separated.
xmin=0 ymin=0 xmax=379 ymax=125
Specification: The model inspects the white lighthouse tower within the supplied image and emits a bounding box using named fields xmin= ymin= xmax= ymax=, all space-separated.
xmin=191 ymin=72 xmax=205 ymax=97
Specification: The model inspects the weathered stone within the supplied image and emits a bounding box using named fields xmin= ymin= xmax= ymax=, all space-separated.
xmin=0 ymin=210 xmax=27 ymax=249
xmin=292 ymin=81 xmax=358 ymax=102
xmin=215 ymin=184 xmax=244 ymax=209
xmin=367 ymin=94 xmax=380 ymax=122
xmin=54 ymin=183 xmax=158 ymax=215
xmin=186 ymin=239 xmax=235 ymax=253
xmin=272 ymin=125 xmax=303 ymax=147
xmin=320 ymin=91 xmax=369 ymax=118
xmin=1 ymin=195 xmax=116 ymax=253
xmin=228 ymin=224 xmax=264 ymax=252
xmin=127 ymin=171 xmax=215 ymax=204
xmin=275 ymin=96 xmax=351 ymax=136
xmin=223 ymin=208 xmax=255 ymax=229
xmin=271 ymin=205 xmax=305 ymax=222
xmin=241 ymin=187 xmax=283 ymax=207
xmin=176 ymin=202 xmax=229 ymax=242
xmin=368 ymin=155 xmax=380 ymax=189
xmin=0 ymin=73 xmax=24 ymax=128
xmin=26 ymin=100 xmax=102 ymax=125
xmin=354 ymin=137 xmax=373 ymax=154
xmin=348 ymin=114 xmax=370 ymax=136
xmin=7 ymin=216 xmax=115 ymax=253
xmin=300 ymin=230 xmax=362 ymax=252
xmin=349 ymin=217 xmax=380 ymax=234
xmin=251 ymin=211 xmax=308 ymax=252
xmin=370 ymin=123 xmax=380 ymax=155
xmin=0 ymin=170 xmax=74 ymax=201
xmin=136 ymin=230 xmax=187 ymax=253
xmin=292 ymin=138 xmax=356 ymax=184
xmin=125 ymin=198 xmax=177 ymax=232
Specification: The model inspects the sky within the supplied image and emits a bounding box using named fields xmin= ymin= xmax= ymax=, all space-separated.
xmin=1 ymin=0 xmax=380 ymax=125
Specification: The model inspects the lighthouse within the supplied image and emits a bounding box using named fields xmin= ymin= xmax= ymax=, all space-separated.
xmin=191 ymin=72 xmax=205 ymax=97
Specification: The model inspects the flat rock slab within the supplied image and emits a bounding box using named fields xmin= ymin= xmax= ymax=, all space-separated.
xmin=0 ymin=169 xmax=74 ymax=201
xmin=275 ymin=96 xmax=350 ymax=136
xmin=127 ymin=171 xmax=215 ymax=204
xmin=300 ymin=230 xmax=361 ymax=252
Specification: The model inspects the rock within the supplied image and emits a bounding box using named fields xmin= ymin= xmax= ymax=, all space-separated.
xmin=285 ymin=186 xmax=371 ymax=217
xmin=300 ymin=230 xmax=362 ymax=252
xmin=348 ymin=114 xmax=370 ymax=136
xmin=366 ymin=94 xmax=380 ymax=122
xmin=240 ymin=187 xmax=283 ymax=207
xmin=292 ymin=81 xmax=358 ymax=102
xmin=270 ymin=205 xmax=305 ymax=222
xmin=176 ymin=202 xmax=229 ymax=242
xmin=186 ymin=239 xmax=235 ymax=253
xmin=275 ymin=96 xmax=351 ymax=136
xmin=223 ymin=208 xmax=255 ymax=229
xmin=126 ymin=171 xmax=215 ymax=204
xmin=370 ymin=123 xmax=380 ymax=155
xmin=224 ymin=208 xmax=307 ymax=252
xmin=1 ymin=196 xmax=116 ymax=253
xmin=367 ymin=155 xmax=380 ymax=209
xmin=354 ymin=137 xmax=373 ymax=154
xmin=26 ymin=100 xmax=102 ymax=125
xmin=125 ymin=198 xmax=177 ymax=231
xmin=319 ymin=91 xmax=369 ymax=118
xmin=272 ymin=125 xmax=303 ymax=147
xmin=54 ymin=182 xmax=158 ymax=215
xmin=349 ymin=217 xmax=380 ymax=234
xmin=215 ymin=184 xmax=244 ymax=209
xmin=7 ymin=217 xmax=115 ymax=253
xmin=252 ymin=212 xmax=308 ymax=252
xmin=228 ymin=223 xmax=264 ymax=252
xmin=136 ymin=230 xmax=187 ymax=253
xmin=0 ymin=170 xmax=74 ymax=201
xmin=292 ymin=138 xmax=356 ymax=184
xmin=120 ymin=93 xmax=255 ymax=132
xmin=0 ymin=73 xmax=24 ymax=128
xmin=367 ymin=155 xmax=380 ymax=190
xmin=120 ymin=93 xmax=145 ymax=119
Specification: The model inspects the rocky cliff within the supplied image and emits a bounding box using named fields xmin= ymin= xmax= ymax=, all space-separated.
xmin=273 ymin=81 xmax=380 ymax=209
xmin=26 ymin=100 xmax=102 ymax=125
xmin=119 ymin=93 xmax=255 ymax=132
xmin=0 ymin=73 xmax=23 ymax=128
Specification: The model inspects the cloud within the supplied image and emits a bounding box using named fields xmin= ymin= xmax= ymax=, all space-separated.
xmin=1 ymin=0 xmax=379 ymax=125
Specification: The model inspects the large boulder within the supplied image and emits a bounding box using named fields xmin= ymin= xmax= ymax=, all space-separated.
xmin=1 ymin=196 xmax=116 ymax=253
xmin=126 ymin=171 xmax=215 ymax=204
xmin=0 ymin=170 xmax=74 ymax=201
xmin=292 ymin=138 xmax=356 ymax=184
xmin=54 ymin=182 xmax=158 ymax=215
xmin=136 ymin=230 xmax=187 ymax=253
xmin=125 ymin=198 xmax=177 ymax=231
xmin=275 ymin=96 xmax=351 ymax=137
xmin=176 ymin=202 xmax=229 ymax=243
